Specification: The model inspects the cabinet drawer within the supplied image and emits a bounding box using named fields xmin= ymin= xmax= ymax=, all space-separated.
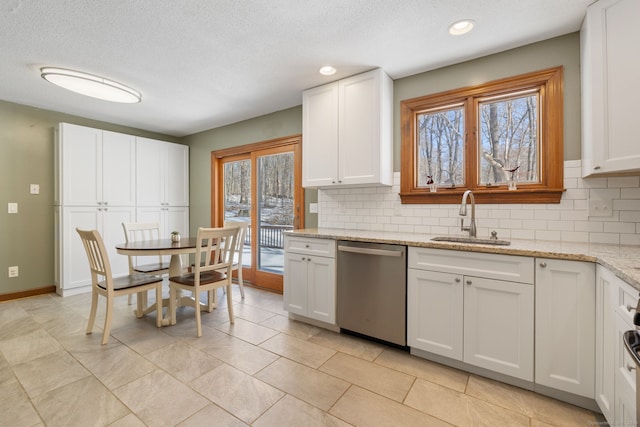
xmin=616 ymin=278 xmax=640 ymax=325
xmin=408 ymin=247 xmax=534 ymax=284
xmin=285 ymin=236 xmax=336 ymax=257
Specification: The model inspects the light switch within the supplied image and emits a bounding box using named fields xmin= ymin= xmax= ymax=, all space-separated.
xmin=30 ymin=184 xmax=40 ymax=194
xmin=8 ymin=203 xmax=18 ymax=214
xmin=309 ymin=203 xmax=318 ymax=213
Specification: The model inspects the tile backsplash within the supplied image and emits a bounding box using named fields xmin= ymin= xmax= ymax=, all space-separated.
xmin=317 ymin=160 xmax=640 ymax=245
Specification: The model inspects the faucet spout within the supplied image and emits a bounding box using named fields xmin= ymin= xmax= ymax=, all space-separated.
xmin=459 ymin=190 xmax=477 ymax=238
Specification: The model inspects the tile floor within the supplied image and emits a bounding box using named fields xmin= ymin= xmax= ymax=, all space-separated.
xmin=0 ymin=284 xmax=606 ymax=427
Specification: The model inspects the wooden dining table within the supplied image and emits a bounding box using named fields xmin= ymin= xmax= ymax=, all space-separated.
xmin=116 ymin=237 xmax=205 ymax=326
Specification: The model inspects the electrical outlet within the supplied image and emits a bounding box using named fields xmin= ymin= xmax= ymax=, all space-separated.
xmin=588 ymin=199 xmax=613 ymax=217
xmin=8 ymin=266 xmax=18 ymax=278
xmin=30 ymin=184 xmax=40 ymax=194
xmin=7 ymin=202 xmax=18 ymax=214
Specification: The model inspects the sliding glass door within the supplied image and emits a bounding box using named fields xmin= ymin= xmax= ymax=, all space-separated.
xmin=214 ymin=136 xmax=302 ymax=292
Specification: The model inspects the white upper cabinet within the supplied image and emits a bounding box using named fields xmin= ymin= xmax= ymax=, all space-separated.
xmin=136 ymin=137 xmax=189 ymax=206
xmin=581 ymin=0 xmax=640 ymax=176
xmin=57 ymin=123 xmax=136 ymax=206
xmin=302 ymin=68 xmax=393 ymax=188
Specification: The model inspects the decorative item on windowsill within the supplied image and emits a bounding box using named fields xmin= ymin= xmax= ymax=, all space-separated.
xmin=170 ymin=231 xmax=181 ymax=242
xmin=506 ymin=166 xmax=519 ymax=191
xmin=426 ymin=176 xmax=437 ymax=192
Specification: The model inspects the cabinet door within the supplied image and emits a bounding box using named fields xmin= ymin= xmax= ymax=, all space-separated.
xmin=136 ymin=137 xmax=165 ymax=206
xmin=302 ymin=82 xmax=339 ymax=187
xmin=60 ymin=123 xmax=102 ymax=206
xmin=101 ymin=206 xmax=135 ymax=278
xmin=338 ymin=69 xmax=391 ymax=186
xmin=407 ymin=269 xmax=463 ymax=360
xmin=283 ymin=252 xmax=308 ymax=316
xmin=615 ymin=314 xmax=637 ymax=426
xmin=464 ymin=277 xmax=534 ymax=381
xmin=535 ymin=258 xmax=596 ymax=397
xmin=581 ymin=0 xmax=640 ymax=176
xmin=166 ymin=143 xmax=189 ymax=206
xmin=595 ymin=266 xmax=617 ymax=423
xmin=102 ymin=131 xmax=136 ymax=206
xmin=62 ymin=206 xmax=99 ymax=290
xmin=306 ymin=255 xmax=336 ymax=324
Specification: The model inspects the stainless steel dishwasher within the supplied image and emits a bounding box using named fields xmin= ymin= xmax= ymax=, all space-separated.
xmin=337 ymin=240 xmax=407 ymax=347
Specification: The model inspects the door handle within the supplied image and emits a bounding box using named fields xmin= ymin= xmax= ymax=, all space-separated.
xmin=338 ymin=245 xmax=403 ymax=257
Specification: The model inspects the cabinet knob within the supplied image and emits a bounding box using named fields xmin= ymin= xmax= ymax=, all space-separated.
xmin=305 ymin=244 xmax=310 ymax=248
xmin=307 ymin=258 xmax=311 ymax=262
xmin=539 ymin=262 xmax=547 ymax=268
xmin=627 ymin=304 xmax=635 ymax=313
xmin=466 ymin=280 xmax=472 ymax=285
xmin=455 ymin=278 xmax=461 ymax=283
xmin=627 ymin=364 xmax=636 ymax=372
xmin=103 ymin=201 xmax=108 ymax=205
xmin=301 ymin=257 xmax=306 ymax=261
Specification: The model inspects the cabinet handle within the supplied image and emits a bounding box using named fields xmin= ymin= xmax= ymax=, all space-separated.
xmin=539 ymin=262 xmax=547 ymax=268
xmin=103 ymin=201 xmax=108 ymax=205
xmin=627 ymin=304 xmax=635 ymax=312
xmin=305 ymin=244 xmax=310 ymax=248
xmin=627 ymin=364 xmax=636 ymax=372
xmin=466 ymin=280 xmax=472 ymax=286
xmin=455 ymin=278 xmax=461 ymax=283
xmin=594 ymin=166 xmax=601 ymax=170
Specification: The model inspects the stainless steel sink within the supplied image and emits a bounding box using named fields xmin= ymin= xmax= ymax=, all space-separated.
xmin=431 ymin=236 xmax=511 ymax=246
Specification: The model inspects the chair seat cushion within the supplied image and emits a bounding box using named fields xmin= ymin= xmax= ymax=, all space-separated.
xmin=98 ymin=273 xmax=162 ymax=291
xmin=170 ymin=271 xmax=226 ymax=286
xmin=133 ymin=262 xmax=169 ymax=274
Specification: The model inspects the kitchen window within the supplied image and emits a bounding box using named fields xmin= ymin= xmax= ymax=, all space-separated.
xmin=400 ymin=67 xmax=564 ymax=204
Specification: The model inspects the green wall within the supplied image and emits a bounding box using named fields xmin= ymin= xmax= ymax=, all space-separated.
xmin=0 ymin=32 xmax=580 ymax=296
xmin=182 ymin=106 xmax=311 ymax=238
xmin=0 ymin=101 xmax=179 ymax=295
xmin=394 ymin=32 xmax=581 ymax=166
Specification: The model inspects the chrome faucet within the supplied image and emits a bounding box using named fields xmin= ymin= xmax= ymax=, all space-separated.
xmin=459 ymin=190 xmax=477 ymax=238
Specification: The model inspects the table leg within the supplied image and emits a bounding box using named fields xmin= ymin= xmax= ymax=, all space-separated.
xmin=162 ymin=254 xmax=185 ymax=326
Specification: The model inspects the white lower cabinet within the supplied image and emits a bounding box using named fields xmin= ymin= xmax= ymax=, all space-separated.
xmin=57 ymin=206 xmax=134 ymax=294
xmin=408 ymin=247 xmax=534 ymax=381
xmin=596 ymin=264 xmax=638 ymax=425
xmin=535 ymin=258 xmax=596 ymax=398
xmin=595 ymin=266 xmax=617 ymax=423
xmin=283 ymin=236 xmax=336 ymax=324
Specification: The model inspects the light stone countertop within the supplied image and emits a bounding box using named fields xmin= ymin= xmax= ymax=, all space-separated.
xmin=285 ymin=228 xmax=640 ymax=292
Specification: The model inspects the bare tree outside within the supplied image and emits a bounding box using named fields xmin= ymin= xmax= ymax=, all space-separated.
xmin=416 ymin=106 xmax=465 ymax=187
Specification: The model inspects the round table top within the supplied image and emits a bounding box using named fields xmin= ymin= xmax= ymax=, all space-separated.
xmin=115 ymin=237 xmax=204 ymax=255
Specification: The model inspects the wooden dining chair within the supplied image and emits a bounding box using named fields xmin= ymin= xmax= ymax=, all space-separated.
xmin=221 ymin=219 xmax=249 ymax=298
xmin=122 ymin=222 xmax=170 ymax=305
xmin=169 ymin=226 xmax=240 ymax=337
xmin=77 ymin=228 xmax=163 ymax=345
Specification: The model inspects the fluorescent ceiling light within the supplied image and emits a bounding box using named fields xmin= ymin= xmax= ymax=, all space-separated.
xmin=449 ymin=19 xmax=475 ymax=35
xmin=40 ymin=67 xmax=141 ymax=103
xmin=319 ymin=66 xmax=336 ymax=76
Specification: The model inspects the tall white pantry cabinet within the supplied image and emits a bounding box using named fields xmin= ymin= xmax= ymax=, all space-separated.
xmin=54 ymin=123 xmax=189 ymax=296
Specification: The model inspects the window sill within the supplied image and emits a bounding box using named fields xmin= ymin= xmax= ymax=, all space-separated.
xmin=399 ymin=188 xmax=565 ymax=204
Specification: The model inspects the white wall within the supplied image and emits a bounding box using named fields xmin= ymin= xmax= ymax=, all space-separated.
xmin=318 ymin=161 xmax=640 ymax=246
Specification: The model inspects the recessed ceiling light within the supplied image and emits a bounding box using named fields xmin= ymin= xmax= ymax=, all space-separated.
xmin=319 ymin=66 xmax=336 ymax=76
xmin=40 ymin=67 xmax=141 ymax=103
xmin=449 ymin=19 xmax=475 ymax=36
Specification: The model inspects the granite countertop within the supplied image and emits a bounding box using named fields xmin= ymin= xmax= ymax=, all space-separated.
xmin=285 ymin=228 xmax=640 ymax=291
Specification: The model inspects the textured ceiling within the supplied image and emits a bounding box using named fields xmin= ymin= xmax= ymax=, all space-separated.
xmin=0 ymin=0 xmax=593 ymax=137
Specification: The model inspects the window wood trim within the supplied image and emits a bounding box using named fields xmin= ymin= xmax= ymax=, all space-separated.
xmin=400 ymin=67 xmax=564 ymax=204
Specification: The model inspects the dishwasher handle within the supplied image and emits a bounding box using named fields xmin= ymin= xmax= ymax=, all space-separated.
xmin=338 ymin=245 xmax=403 ymax=257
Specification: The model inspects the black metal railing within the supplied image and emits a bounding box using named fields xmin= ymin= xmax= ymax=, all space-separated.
xmin=245 ymin=224 xmax=292 ymax=249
